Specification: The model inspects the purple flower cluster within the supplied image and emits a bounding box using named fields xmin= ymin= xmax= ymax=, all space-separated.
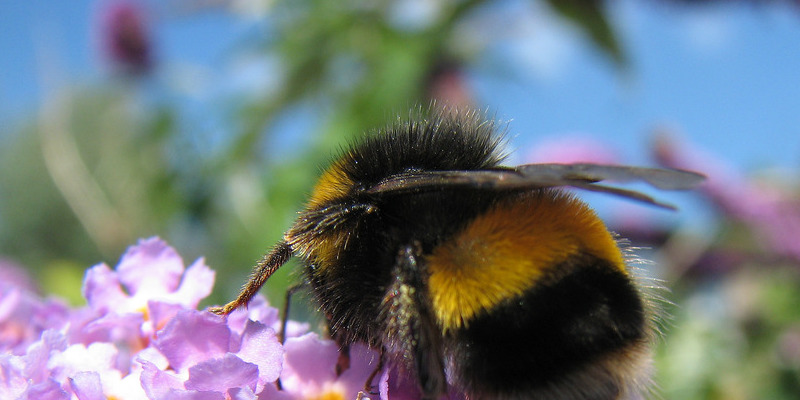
xmin=0 ymin=237 xmax=426 ymax=400
xmin=655 ymin=135 xmax=800 ymax=262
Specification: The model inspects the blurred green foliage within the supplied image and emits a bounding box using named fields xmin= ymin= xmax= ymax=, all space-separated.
xmin=0 ymin=0 xmax=798 ymax=398
xmin=4 ymin=0 xmax=626 ymax=305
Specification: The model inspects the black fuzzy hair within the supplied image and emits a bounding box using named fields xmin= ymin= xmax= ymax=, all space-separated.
xmin=338 ymin=109 xmax=507 ymax=188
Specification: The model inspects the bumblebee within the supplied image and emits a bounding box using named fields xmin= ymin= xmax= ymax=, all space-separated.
xmin=211 ymin=109 xmax=703 ymax=400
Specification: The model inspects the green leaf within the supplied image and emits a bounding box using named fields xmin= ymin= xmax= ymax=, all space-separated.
xmin=544 ymin=0 xmax=626 ymax=66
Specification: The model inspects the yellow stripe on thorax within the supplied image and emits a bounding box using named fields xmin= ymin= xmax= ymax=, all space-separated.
xmin=308 ymin=160 xmax=353 ymax=207
xmin=427 ymin=191 xmax=626 ymax=331
xmin=286 ymin=161 xmax=353 ymax=272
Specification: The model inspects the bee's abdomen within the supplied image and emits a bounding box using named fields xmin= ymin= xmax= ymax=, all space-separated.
xmin=426 ymin=189 xmax=627 ymax=331
xmin=422 ymin=189 xmax=652 ymax=399
xmin=448 ymin=254 xmax=649 ymax=399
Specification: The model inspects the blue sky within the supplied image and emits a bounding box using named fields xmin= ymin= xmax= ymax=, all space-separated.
xmin=473 ymin=1 xmax=800 ymax=171
xmin=2 ymin=0 xmax=799 ymax=173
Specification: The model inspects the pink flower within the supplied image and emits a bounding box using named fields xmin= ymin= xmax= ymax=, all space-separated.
xmin=0 ymin=238 xmax=287 ymax=399
xmin=525 ymin=135 xmax=619 ymax=165
xmin=1 ymin=237 xmax=464 ymax=399
xmin=655 ymin=134 xmax=800 ymax=262
xmin=141 ymin=310 xmax=283 ymax=399
xmin=279 ymin=333 xmax=380 ymax=399
xmin=0 ymin=261 xmax=70 ymax=355
xmin=84 ymin=237 xmax=214 ymax=315
xmin=97 ymin=0 xmax=153 ymax=74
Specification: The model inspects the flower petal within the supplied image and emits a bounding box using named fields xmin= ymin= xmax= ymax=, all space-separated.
xmin=117 ymin=237 xmax=185 ymax=295
xmin=24 ymin=330 xmax=68 ymax=383
xmin=279 ymin=333 xmax=338 ymax=394
xmin=140 ymin=359 xmax=185 ymax=399
xmin=379 ymin=366 xmax=406 ymax=400
xmin=69 ymin=371 xmax=104 ymax=400
xmin=46 ymin=342 xmax=121 ymax=387
xmin=80 ymin=312 xmax=144 ymax=346
xmin=107 ymin=368 xmax=150 ymax=400
xmin=184 ymin=353 xmax=258 ymax=392
xmin=225 ymin=295 xmax=279 ymax=335
xmin=337 ymin=343 xmax=381 ymax=398
xmin=228 ymin=386 xmax=258 ymax=400
xmin=0 ymin=286 xmax=69 ymax=354
xmin=161 ymin=390 xmax=225 ymax=400
xmin=172 ymin=258 xmax=215 ymax=309
xmin=153 ymin=310 xmax=230 ymax=371
xmin=22 ymin=378 xmax=69 ymax=400
xmin=82 ymin=263 xmax=127 ymax=314
xmin=237 ymin=320 xmax=283 ymax=388
xmin=0 ymin=354 xmax=27 ymax=398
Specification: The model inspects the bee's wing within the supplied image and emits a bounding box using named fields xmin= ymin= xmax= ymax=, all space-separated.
xmin=366 ymin=163 xmax=705 ymax=210
xmin=514 ymin=163 xmax=705 ymax=190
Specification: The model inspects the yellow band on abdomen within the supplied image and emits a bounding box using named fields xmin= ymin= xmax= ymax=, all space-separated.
xmin=426 ymin=190 xmax=626 ymax=331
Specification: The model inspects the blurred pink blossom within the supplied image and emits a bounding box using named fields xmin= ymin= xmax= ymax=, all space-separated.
xmin=98 ymin=0 xmax=153 ymax=74
xmin=655 ymin=134 xmax=800 ymax=262
xmin=525 ymin=135 xmax=619 ymax=164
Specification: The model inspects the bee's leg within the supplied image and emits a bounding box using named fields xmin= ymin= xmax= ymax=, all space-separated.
xmin=209 ymin=241 xmax=293 ymax=315
xmin=276 ymin=282 xmax=307 ymax=391
xmin=356 ymin=347 xmax=385 ymax=400
xmin=378 ymin=242 xmax=448 ymax=400
xmin=325 ymin=311 xmax=353 ymax=376
xmin=336 ymin=342 xmax=351 ymax=376
xmin=365 ymin=347 xmax=385 ymax=393
xmin=279 ymin=282 xmax=306 ymax=343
